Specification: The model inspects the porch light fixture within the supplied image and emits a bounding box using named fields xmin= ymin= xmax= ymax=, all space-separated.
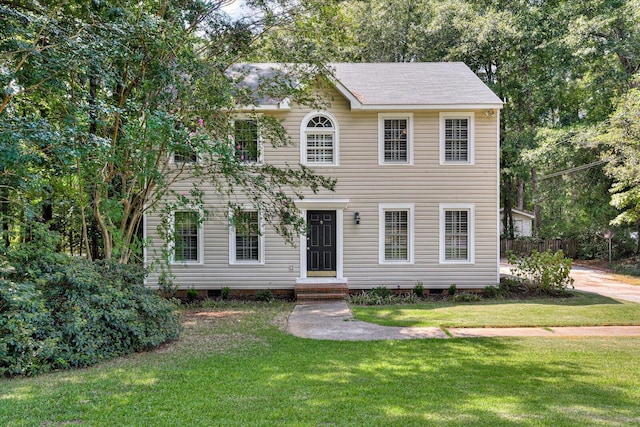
xmin=354 ymin=211 xmax=361 ymax=225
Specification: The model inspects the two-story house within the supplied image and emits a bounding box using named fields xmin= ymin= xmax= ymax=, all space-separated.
xmin=144 ymin=62 xmax=503 ymax=299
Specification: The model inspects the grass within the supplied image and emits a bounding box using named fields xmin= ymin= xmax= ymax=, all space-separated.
xmin=351 ymin=292 xmax=640 ymax=328
xmin=2 ymin=301 xmax=640 ymax=426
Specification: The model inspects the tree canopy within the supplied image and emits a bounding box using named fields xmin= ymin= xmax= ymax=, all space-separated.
xmin=3 ymin=0 xmax=640 ymax=263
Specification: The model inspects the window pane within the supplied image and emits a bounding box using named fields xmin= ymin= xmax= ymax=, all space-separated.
xmin=306 ymin=133 xmax=334 ymax=163
xmin=235 ymin=211 xmax=260 ymax=261
xmin=305 ymin=115 xmax=335 ymax=164
xmin=174 ymin=211 xmax=199 ymax=261
xmin=384 ymin=119 xmax=407 ymax=162
xmin=445 ymin=210 xmax=468 ymax=260
xmin=445 ymin=118 xmax=468 ymax=161
xmin=307 ymin=116 xmax=333 ymax=128
xmin=234 ymin=120 xmax=259 ymax=163
xmin=385 ymin=210 xmax=408 ymax=260
xmin=174 ymin=147 xmax=197 ymax=163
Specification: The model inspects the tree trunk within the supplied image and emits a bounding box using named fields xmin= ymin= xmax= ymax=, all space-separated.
xmin=531 ymin=167 xmax=540 ymax=237
xmin=516 ymin=181 xmax=525 ymax=210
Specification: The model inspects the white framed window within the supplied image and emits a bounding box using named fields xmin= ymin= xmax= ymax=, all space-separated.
xmin=172 ymin=149 xmax=197 ymax=164
xmin=300 ymin=111 xmax=339 ymax=166
xmin=439 ymin=203 xmax=475 ymax=264
xmin=439 ymin=112 xmax=475 ymax=165
xmin=229 ymin=209 xmax=265 ymax=264
xmin=170 ymin=210 xmax=203 ymax=265
xmin=378 ymin=113 xmax=413 ymax=165
xmin=379 ymin=203 xmax=414 ymax=264
xmin=234 ymin=119 xmax=262 ymax=164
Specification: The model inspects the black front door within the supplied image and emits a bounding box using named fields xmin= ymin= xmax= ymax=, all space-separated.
xmin=307 ymin=210 xmax=337 ymax=277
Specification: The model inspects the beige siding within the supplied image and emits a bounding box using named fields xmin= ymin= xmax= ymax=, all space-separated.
xmin=146 ymin=85 xmax=499 ymax=290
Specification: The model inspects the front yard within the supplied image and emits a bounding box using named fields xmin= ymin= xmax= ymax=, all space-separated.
xmin=2 ymin=300 xmax=640 ymax=426
xmin=351 ymin=292 xmax=640 ymax=328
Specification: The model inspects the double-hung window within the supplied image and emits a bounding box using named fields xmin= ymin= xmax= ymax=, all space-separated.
xmin=379 ymin=204 xmax=414 ymax=264
xmin=439 ymin=204 xmax=475 ymax=264
xmin=229 ymin=209 xmax=264 ymax=264
xmin=172 ymin=211 xmax=203 ymax=264
xmin=440 ymin=112 xmax=474 ymax=165
xmin=234 ymin=119 xmax=260 ymax=163
xmin=378 ymin=113 xmax=413 ymax=165
xmin=173 ymin=148 xmax=197 ymax=164
xmin=301 ymin=112 xmax=339 ymax=166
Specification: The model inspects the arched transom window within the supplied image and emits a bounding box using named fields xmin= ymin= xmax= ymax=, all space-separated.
xmin=301 ymin=112 xmax=338 ymax=165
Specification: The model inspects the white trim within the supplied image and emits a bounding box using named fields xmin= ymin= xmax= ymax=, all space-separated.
xmin=352 ymin=103 xmax=503 ymax=111
xmin=439 ymin=112 xmax=475 ymax=165
xmin=235 ymin=101 xmax=291 ymax=112
xmin=297 ymin=200 xmax=347 ymax=280
xmin=378 ymin=203 xmax=415 ymax=265
xmin=229 ymin=208 xmax=265 ymax=265
xmin=142 ymin=212 xmax=148 ymax=286
xmin=294 ymin=199 xmax=349 ymax=210
xmin=378 ymin=113 xmax=414 ymax=165
xmin=299 ymin=111 xmax=340 ymax=166
xmin=169 ymin=209 xmax=204 ymax=266
xmin=328 ymin=77 xmax=364 ymax=110
xmin=496 ymin=109 xmax=501 ymax=283
xmin=439 ymin=203 xmax=475 ymax=264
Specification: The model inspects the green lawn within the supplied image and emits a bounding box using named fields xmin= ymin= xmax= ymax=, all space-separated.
xmin=2 ymin=301 xmax=640 ymax=426
xmin=351 ymin=292 xmax=640 ymax=328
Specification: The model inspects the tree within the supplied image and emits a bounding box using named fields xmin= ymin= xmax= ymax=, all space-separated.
xmin=1 ymin=0 xmax=337 ymax=264
xmin=599 ymin=85 xmax=640 ymax=249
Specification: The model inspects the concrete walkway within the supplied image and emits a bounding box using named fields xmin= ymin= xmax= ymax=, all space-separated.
xmin=287 ymin=264 xmax=640 ymax=340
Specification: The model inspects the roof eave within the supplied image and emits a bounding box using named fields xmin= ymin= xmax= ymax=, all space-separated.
xmin=348 ymin=103 xmax=504 ymax=111
xmin=236 ymin=98 xmax=291 ymax=112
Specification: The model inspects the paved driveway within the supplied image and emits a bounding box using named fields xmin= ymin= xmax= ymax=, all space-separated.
xmin=500 ymin=260 xmax=640 ymax=303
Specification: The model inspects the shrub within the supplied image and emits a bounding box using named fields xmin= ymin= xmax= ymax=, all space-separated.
xmin=453 ymin=292 xmax=481 ymax=302
xmin=447 ymin=284 xmax=457 ymax=296
xmin=255 ymin=289 xmax=274 ymax=302
xmin=0 ymin=254 xmax=181 ymax=376
xmin=186 ymin=288 xmax=198 ymax=302
xmin=400 ymin=291 xmax=419 ymax=304
xmin=507 ymin=249 xmax=574 ymax=294
xmin=413 ymin=281 xmax=424 ymax=297
xmin=0 ymin=280 xmax=59 ymax=376
xmin=221 ymin=286 xmax=230 ymax=300
xmin=370 ymin=286 xmax=392 ymax=298
xmin=483 ymin=285 xmax=502 ymax=299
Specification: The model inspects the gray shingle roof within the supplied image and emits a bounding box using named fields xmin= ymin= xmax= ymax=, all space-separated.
xmin=230 ymin=63 xmax=503 ymax=109
xmin=330 ymin=62 xmax=503 ymax=107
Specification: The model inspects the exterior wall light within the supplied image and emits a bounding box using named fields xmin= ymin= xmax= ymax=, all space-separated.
xmin=354 ymin=211 xmax=360 ymax=224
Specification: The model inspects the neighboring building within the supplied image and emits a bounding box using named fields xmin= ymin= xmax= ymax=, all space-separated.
xmin=144 ymin=63 xmax=503 ymax=297
xmin=500 ymin=208 xmax=535 ymax=237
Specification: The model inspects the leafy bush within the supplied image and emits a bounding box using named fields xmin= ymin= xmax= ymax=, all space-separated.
xmin=186 ymin=288 xmax=198 ymax=302
xmin=507 ymin=249 xmax=574 ymax=294
xmin=447 ymin=284 xmax=457 ymax=296
xmin=255 ymin=289 xmax=274 ymax=302
xmin=221 ymin=286 xmax=230 ymax=300
xmin=452 ymin=292 xmax=481 ymax=302
xmin=347 ymin=289 xmax=416 ymax=305
xmin=370 ymin=286 xmax=393 ymax=298
xmin=0 ymin=252 xmax=181 ymax=376
xmin=413 ymin=281 xmax=424 ymax=297
xmin=483 ymin=285 xmax=504 ymax=299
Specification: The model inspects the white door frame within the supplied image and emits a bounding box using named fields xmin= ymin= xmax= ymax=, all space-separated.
xmin=294 ymin=199 xmax=349 ymax=282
